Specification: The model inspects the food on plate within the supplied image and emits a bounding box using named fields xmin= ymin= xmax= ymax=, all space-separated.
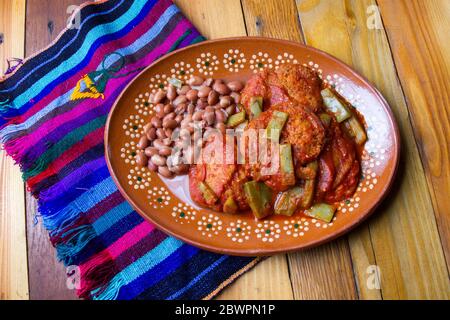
xmin=245 ymin=102 xmax=326 ymax=166
xmin=240 ymin=63 xmax=323 ymax=113
xmin=189 ymin=137 xmax=250 ymax=213
xmin=135 ymin=63 xmax=367 ymax=222
xmin=134 ymin=75 xmax=244 ymax=178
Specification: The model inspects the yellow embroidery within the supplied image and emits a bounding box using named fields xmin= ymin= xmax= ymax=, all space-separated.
xmin=70 ymin=52 xmax=144 ymax=102
xmin=70 ymin=74 xmax=105 ymax=101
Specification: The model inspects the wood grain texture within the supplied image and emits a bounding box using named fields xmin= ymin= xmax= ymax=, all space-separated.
xmin=0 ymin=0 xmax=28 ymax=300
xmin=377 ymin=0 xmax=450 ymax=269
xmin=174 ymin=0 xmax=294 ymax=300
xmin=217 ymin=255 xmax=294 ymax=299
xmin=0 ymin=152 xmax=28 ymax=300
xmin=24 ymin=0 xmax=85 ymax=300
xmin=347 ymin=226 xmax=382 ymax=299
xmin=242 ymin=0 xmax=359 ymax=300
xmin=241 ymin=0 xmax=304 ymax=42
xmin=296 ymin=0 xmax=449 ymax=299
xmin=288 ymin=239 xmax=357 ymax=299
xmin=0 ymin=0 xmax=25 ymax=75
xmin=174 ymin=0 xmax=246 ymax=38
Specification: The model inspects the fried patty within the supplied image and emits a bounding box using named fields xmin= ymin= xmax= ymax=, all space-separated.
xmin=246 ymin=102 xmax=325 ymax=165
xmin=242 ymin=101 xmax=326 ymax=192
xmin=189 ymin=136 xmax=250 ymax=211
xmin=241 ymin=64 xmax=323 ymax=114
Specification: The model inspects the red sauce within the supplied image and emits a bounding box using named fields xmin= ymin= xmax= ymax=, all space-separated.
xmin=189 ymin=64 xmax=366 ymax=217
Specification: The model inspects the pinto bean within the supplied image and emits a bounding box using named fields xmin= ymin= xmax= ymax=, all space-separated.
xmin=180 ymin=116 xmax=192 ymax=128
xmin=186 ymin=89 xmax=199 ymax=102
xmin=219 ymin=96 xmax=232 ymax=108
xmin=147 ymin=160 xmax=158 ymax=172
xmin=212 ymin=82 xmax=230 ymax=95
xmin=225 ymin=105 xmax=236 ymax=116
xmin=143 ymin=122 xmax=152 ymax=133
xmin=162 ymin=112 xmax=175 ymax=122
xmin=145 ymin=127 xmax=157 ymax=140
xmin=163 ymin=104 xmax=174 ymax=113
xmin=197 ymin=86 xmax=212 ymax=98
xmin=163 ymin=119 xmax=178 ymax=129
xmin=135 ymin=152 xmax=148 ymax=166
xmin=164 ymin=128 xmax=173 ymax=139
xmin=203 ymin=78 xmax=214 ymax=87
xmin=137 ymin=136 xmax=149 ymax=149
xmin=205 ymin=106 xmax=215 ymax=113
xmin=187 ymin=75 xmax=204 ymax=86
xmin=203 ymin=111 xmax=215 ymax=126
xmin=173 ymin=95 xmax=187 ymax=106
xmin=152 ymin=90 xmax=166 ymax=104
xmin=154 ymin=103 xmax=165 ymax=118
xmin=192 ymin=110 xmax=204 ymax=121
xmin=177 ymin=85 xmax=190 ymax=95
xmin=196 ymin=98 xmax=207 ymax=109
xmin=215 ymin=109 xmax=226 ymax=123
xmin=227 ymin=80 xmax=243 ymax=92
xmin=151 ymin=116 xmax=162 ymax=128
xmin=159 ymin=146 xmax=172 ymax=156
xmin=156 ymin=128 xmax=166 ymax=139
xmin=144 ymin=147 xmax=159 ymax=157
xmin=167 ymin=85 xmax=177 ymax=101
xmin=158 ymin=166 xmax=173 ymax=178
xmin=174 ymin=103 xmax=187 ymax=115
xmin=162 ymin=138 xmax=172 ymax=146
xmin=153 ymin=139 xmax=165 ymax=149
xmin=175 ymin=114 xmax=183 ymax=123
xmin=230 ymin=92 xmax=240 ymax=104
xmin=187 ymin=103 xmax=195 ymax=114
xmin=151 ymin=154 xmax=167 ymax=166
xmin=207 ymin=90 xmax=219 ymax=105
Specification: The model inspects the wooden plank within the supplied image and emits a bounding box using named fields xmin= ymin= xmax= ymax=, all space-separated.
xmin=0 ymin=0 xmax=28 ymax=300
xmin=295 ymin=0 xmax=449 ymax=299
xmin=288 ymin=239 xmax=357 ymax=299
xmin=0 ymin=0 xmax=26 ymax=75
xmin=0 ymin=152 xmax=28 ymax=300
xmin=242 ymin=0 xmax=359 ymax=300
xmin=174 ymin=0 xmax=295 ymax=300
xmin=24 ymin=0 xmax=85 ymax=300
xmin=241 ymin=0 xmax=304 ymax=42
xmin=26 ymin=195 xmax=78 ymax=300
xmin=377 ymin=0 xmax=450 ymax=270
xmin=347 ymin=227 xmax=382 ymax=299
xmin=175 ymin=0 xmax=247 ymax=38
xmin=217 ymin=255 xmax=294 ymax=299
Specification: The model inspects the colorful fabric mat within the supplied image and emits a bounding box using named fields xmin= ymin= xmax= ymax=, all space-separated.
xmin=0 ymin=0 xmax=259 ymax=300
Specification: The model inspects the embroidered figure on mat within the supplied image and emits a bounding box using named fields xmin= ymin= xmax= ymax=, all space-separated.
xmin=71 ymin=52 xmax=144 ymax=101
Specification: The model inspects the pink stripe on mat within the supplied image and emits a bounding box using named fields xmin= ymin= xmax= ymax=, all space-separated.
xmin=80 ymin=221 xmax=155 ymax=270
xmin=76 ymin=221 xmax=155 ymax=298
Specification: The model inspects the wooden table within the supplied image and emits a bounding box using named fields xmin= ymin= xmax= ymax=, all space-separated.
xmin=1 ymin=0 xmax=449 ymax=300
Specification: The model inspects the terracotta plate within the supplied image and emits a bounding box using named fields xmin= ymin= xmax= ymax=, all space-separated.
xmin=105 ymin=37 xmax=400 ymax=256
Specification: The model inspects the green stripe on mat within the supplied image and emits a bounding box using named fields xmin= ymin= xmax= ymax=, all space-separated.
xmin=23 ymin=115 xmax=107 ymax=179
